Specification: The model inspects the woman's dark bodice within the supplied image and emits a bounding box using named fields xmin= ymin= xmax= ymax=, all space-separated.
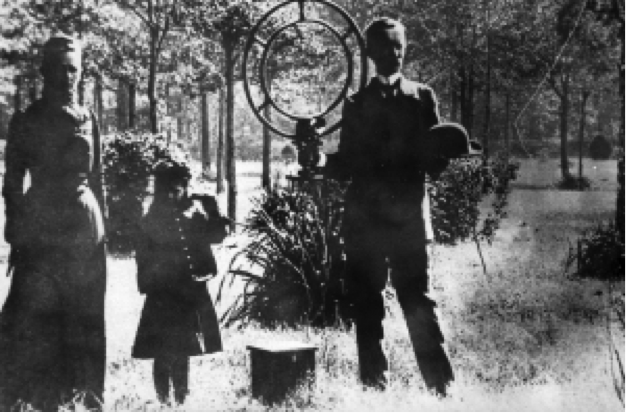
xmin=8 ymin=99 xmax=96 ymax=195
xmin=2 ymin=98 xmax=103 ymax=246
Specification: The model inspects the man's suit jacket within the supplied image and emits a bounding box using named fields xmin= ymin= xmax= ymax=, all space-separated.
xmin=325 ymin=76 xmax=442 ymax=237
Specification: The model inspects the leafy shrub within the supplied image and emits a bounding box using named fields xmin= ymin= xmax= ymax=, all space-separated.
xmin=221 ymin=155 xmax=520 ymax=327
xmin=281 ymin=144 xmax=296 ymax=160
xmin=567 ymin=220 xmax=624 ymax=282
xmin=218 ymin=181 xmax=351 ymax=328
xmin=589 ymin=135 xmax=613 ymax=160
xmin=428 ymin=154 xmax=519 ymax=246
xmin=103 ymin=131 xmax=188 ymax=255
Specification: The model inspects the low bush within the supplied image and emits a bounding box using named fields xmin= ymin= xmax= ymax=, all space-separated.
xmin=428 ymin=154 xmax=520 ymax=246
xmin=589 ymin=135 xmax=613 ymax=160
xmin=103 ymin=131 xmax=188 ymax=255
xmin=221 ymin=154 xmax=520 ymax=327
xmin=567 ymin=220 xmax=624 ymax=282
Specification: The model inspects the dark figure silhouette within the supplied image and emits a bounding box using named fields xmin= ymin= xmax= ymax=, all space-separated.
xmin=323 ymin=18 xmax=458 ymax=396
xmin=132 ymin=161 xmax=227 ymax=406
xmin=0 ymin=34 xmax=107 ymax=410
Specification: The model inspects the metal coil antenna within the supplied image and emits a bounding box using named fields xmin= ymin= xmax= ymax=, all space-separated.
xmin=242 ymin=0 xmax=368 ymax=181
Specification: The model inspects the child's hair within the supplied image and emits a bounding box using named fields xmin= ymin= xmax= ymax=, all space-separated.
xmin=153 ymin=160 xmax=192 ymax=198
xmin=365 ymin=17 xmax=406 ymax=46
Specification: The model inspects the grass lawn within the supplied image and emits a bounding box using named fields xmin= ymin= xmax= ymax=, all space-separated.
xmin=0 ymin=158 xmax=623 ymax=411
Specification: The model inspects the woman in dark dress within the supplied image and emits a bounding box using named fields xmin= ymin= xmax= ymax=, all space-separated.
xmin=132 ymin=161 xmax=227 ymax=405
xmin=0 ymin=35 xmax=107 ymax=410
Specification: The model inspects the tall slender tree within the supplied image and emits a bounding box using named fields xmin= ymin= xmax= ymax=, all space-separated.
xmin=116 ymin=0 xmax=182 ymax=133
xmin=185 ymin=0 xmax=264 ymax=225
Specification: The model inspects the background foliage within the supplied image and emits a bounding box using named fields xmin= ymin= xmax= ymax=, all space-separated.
xmin=103 ymin=131 xmax=189 ymax=255
xmin=428 ymin=155 xmax=520 ymax=246
xmin=221 ymin=155 xmax=520 ymax=327
xmin=0 ymin=0 xmax=622 ymax=165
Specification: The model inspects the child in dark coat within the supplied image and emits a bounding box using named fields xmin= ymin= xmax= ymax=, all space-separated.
xmin=132 ymin=161 xmax=229 ymax=405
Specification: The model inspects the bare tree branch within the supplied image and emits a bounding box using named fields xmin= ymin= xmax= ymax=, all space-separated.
xmin=548 ymin=73 xmax=563 ymax=98
xmin=156 ymin=18 xmax=169 ymax=54
xmin=121 ymin=0 xmax=153 ymax=28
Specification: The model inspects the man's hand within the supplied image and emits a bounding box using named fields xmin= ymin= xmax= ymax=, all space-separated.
xmin=426 ymin=156 xmax=450 ymax=180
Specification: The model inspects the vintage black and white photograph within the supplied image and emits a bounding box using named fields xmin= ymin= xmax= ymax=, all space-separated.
xmin=0 ymin=0 xmax=624 ymax=411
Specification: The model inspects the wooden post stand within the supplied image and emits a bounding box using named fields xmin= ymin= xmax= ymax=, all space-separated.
xmin=247 ymin=341 xmax=317 ymax=404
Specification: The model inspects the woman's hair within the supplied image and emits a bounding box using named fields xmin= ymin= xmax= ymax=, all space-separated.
xmin=40 ymin=34 xmax=82 ymax=77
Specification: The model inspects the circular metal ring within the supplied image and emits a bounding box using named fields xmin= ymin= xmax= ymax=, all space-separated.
xmin=258 ymin=19 xmax=353 ymax=123
xmin=242 ymin=0 xmax=367 ymax=139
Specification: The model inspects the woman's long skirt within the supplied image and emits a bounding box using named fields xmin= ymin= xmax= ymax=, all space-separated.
xmin=0 ymin=186 xmax=107 ymax=411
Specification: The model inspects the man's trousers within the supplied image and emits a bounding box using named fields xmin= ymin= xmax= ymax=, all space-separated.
xmin=343 ymin=213 xmax=454 ymax=393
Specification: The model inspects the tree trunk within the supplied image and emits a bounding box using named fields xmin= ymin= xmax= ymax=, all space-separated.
xmin=224 ymin=45 xmax=238 ymax=227
xmin=468 ymin=65 xmax=475 ymax=136
xmin=148 ymin=27 xmax=159 ymax=134
xmin=187 ymin=119 xmax=193 ymax=145
xmin=619 ymin=23 xmax=626 ymax=151
xmin=483 ymin=0 xmax=491 ymax=159
xmin=95 ymin=75 xmax=104 ymax=132
xmin=577 ymin=90 xmax=590 ymax=188
xmin=617 ymin=22 xmax=624 ymax=234
xmin=527 ymin=99 xmax=540 ymax=144
xmin=483 ymin=77 xmax=491 ymax=159
xmin=459 ymin=66 xmax=475 ymax=134
xmin=450 ymin=74 xmax=458 ymax=122
xmin=128 ymin=82 xmax=136 ymax=129
xmin=216 ymin=86 xmax=225 ymax=194
xmin=177 ymin=94 xmax=184 ymax=142
xmin=117 ymin=79 xmax=127 ymax=131
xmin=262 ymin=72 xmax=272 ymax=189
xmin=14 ymin=75 xmax=22 ymax=113
xmin=201 ymin=92 xmax=211 ymax=173
xmin=504 ymin=91 xmax=511 ymax=156
xmin=165 ymin=85 xmax=172 ymax=143
xmin=592 ymin=92 xmax=602 ymax=135
xmin=459 ymin=68 xmax=467 ymax=129
xmin=262 ymin=109 xmax=272 ymax=189
xmin=559 ymin=74 xmax=571 ymax=180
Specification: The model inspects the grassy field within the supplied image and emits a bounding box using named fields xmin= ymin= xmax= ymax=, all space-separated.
xmin=0 ymin=158 xmax=624 ymax=411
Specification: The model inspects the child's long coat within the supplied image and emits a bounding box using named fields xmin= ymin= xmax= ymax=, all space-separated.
xmin=132 ymin=198 xmax=226 ymax=359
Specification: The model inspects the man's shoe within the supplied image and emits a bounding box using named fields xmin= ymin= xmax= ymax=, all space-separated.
xmin=416 ymin=349 xmax=454 ymax=398
xmin=361 ymin=372 xmax=388 ymax=391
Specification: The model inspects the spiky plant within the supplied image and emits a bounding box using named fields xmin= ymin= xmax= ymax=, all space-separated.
xmin=218 ymin=181 xmax=351 ymax=328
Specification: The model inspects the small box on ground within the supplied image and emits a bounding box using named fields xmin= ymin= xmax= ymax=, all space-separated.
xmin=247 ymin=341 xmax=317 ymax=404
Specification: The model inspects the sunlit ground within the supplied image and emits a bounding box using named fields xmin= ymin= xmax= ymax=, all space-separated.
xmin=0 ymin=158 xmax=623 ymax=411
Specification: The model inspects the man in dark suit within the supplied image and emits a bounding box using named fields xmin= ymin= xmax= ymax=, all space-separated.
xmin=323 ymin=18 xmax=455 ymax=395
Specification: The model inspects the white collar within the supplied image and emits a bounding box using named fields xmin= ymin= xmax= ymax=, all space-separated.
xmin=377 ymin=72 xmax=402 ymax=86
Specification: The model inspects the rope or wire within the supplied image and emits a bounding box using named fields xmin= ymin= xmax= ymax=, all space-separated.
xmin=512 ymin=0 xmax=588 ymax=158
